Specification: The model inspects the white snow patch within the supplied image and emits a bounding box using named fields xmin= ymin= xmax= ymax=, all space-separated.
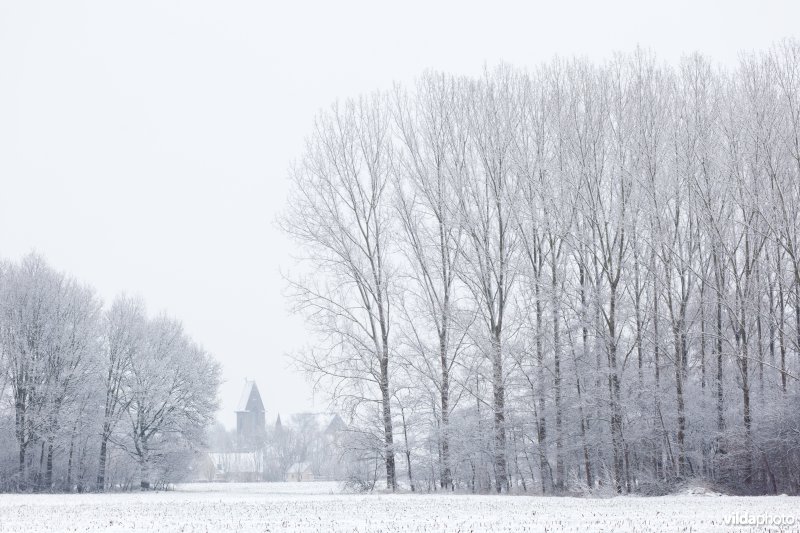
xmin=0 ymin=482 xmax=796 ymax=532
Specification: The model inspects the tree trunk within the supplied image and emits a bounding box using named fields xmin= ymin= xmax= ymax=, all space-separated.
xmin=715 ymin=254 xmax=725 ymax=438
xmin=45 ymin=440 xmax=54 ymax=491
xmin=66 ymin=430 xmax=76 ymax=491
xmin=139 ymin=436 xmax=150 ymax=490
xmin=534 ymin=276 xmax=549 ymax=494
xmin=97 ymin=434 xmax=109 ymax=491
xmin=552 ymin=255 xmax=564 ymax=491
xmin=492 ymin=332 xmax=508 ymax=493
xmin=607 ymin=285 xmax=626 ymax=493
xmin=380 ymin=354 xmax=396 ymax=491
xmin=778 ymin=274 xmax=787 ymax=392
xmin=673 ymin=323 xmax=687 ymax=477
xmin=401 ymin=409 xmax=414 ymax=492
xmin=439 ymin=329 xmax=452 ymax=490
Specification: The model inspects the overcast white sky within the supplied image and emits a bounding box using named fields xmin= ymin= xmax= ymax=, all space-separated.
xmin=1 ymin=0 xmax=796 ymax=429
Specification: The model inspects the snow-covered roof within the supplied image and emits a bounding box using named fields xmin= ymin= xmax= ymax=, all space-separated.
xmin=286 ymin=462 xmax=313 ymax=474
xmin=208 ymin=452 xmax=260 ymax=473
xmin=236 ymin=380 xmax=265 ymax=413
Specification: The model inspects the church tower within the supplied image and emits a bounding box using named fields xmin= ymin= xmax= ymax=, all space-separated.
xmin=235 ymin=380 xmax=266 ymax=450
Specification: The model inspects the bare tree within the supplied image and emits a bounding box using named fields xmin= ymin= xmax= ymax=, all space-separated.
xmin=457 ymin=67 xmax=522 ymax=493
xmin=393 ymin=72 xmax=473 ymax=490
xmin=282 ymin=95 xmax=399 ymax=490
xmin=278 ymin=44 xmax=800 ymax=494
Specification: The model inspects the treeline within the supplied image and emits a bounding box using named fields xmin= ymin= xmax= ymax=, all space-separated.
xmin=282 ymin=41 xmax=800 ymax=495
xmin=0 ymin=254 xmax=220 ymax=492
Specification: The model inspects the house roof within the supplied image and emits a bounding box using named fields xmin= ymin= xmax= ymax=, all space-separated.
xmin=208 ymin=452 xmax=260 ymax=473
xmin=236 ymin=380 xmax=265 ymax=413
xmin=286 ymin=462 xmax=313 ymax=474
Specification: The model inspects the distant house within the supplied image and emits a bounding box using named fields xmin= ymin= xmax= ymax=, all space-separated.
xmin=197 ymin=381 xmax=268 ymax=482
xmin=236 ymin=380 xmax=266 ymax=450
xmin=286 ymin=462 xmax=314 ymax=482
xmin=206 ymin=452 xmax=263 ymax=482
xmin=318 ymin=413 xmax=346 ymax=436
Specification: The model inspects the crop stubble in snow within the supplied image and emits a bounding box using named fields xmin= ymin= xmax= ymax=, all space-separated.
xmin=0 ymin=482 xmax=797 ymax=532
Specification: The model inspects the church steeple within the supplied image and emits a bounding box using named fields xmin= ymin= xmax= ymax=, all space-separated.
xmin=235 ymin=380 xmax=265 ymax=450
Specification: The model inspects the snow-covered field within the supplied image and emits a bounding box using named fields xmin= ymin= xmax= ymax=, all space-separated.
xmin=0 ymin=482 xmax=797 ymax=532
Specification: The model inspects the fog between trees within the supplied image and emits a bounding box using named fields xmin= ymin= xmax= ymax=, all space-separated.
xmin=0 ymin=254 xmax=221 ymax=492
xmin=282 ymin=41 xmax=800 ymax=495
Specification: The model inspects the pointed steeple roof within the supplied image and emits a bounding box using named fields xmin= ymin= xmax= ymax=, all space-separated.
xmin=235 ymin=380 xmax=265 ymax=413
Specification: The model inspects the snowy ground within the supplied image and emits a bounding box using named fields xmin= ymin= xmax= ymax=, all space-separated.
xmin=0 ymin=482 xmax=797 ymax=532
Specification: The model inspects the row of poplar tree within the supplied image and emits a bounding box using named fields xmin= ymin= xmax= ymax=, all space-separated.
xmin=283 ymin=41 xmax=800 ymax=495
xmin=0 ymin=254 xmax=220 ymax=491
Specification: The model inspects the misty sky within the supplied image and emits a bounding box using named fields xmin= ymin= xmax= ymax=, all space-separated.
xmin=1 ymin=0 xmax=796 ymax=429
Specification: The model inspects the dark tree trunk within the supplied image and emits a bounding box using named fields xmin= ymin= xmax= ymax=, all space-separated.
xmin=492 ymin=332 xmax=508 ymax=493
xmin=97 ymin=434 xmax=109 ymax=491
xmin=380 ymin=353 xmax=396 ymax=491
xmin=439 ymin=328 xmax=452 ymax=490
